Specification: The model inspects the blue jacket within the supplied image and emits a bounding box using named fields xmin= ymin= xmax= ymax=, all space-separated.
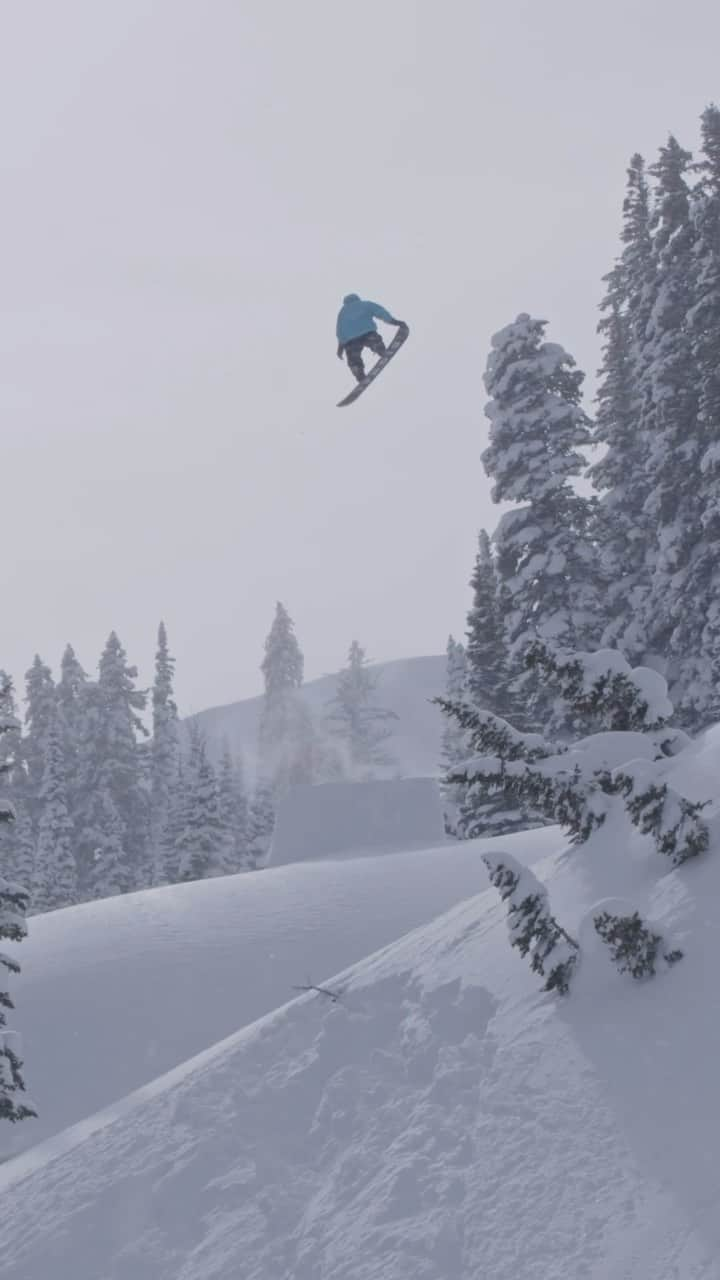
xmin=336 ymin=294 xmax=396 ymax=344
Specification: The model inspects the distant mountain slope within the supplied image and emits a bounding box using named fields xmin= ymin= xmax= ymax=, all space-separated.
xmin=189 ymin=654 xmax=447 ymax=778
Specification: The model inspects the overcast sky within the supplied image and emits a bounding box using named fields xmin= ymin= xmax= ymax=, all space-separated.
xmin=2 ymin=0 xmax=719 ymax=714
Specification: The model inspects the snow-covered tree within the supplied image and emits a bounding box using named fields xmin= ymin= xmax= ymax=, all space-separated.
xmin=593 ymin=907 xmax=682 ymax=979
xmin=178 ymin=733 xmax=226 ymax=882
xmin=258 ymin=602 xmax=309 ymax=790
xmin=247 ymin=778 xmax=275 ymax=867
xmin=442 ymin=645 xmax=706 ymax=864
xmin=159 ymin=759 xmax=187 ymax=885
xmin=483 ymin=853 xmax=578 ymax=994
xmin=33 ymin=709 xmax=77 ymax=913
xmin=439 ymin=636 xmax=468 ymax=834
xmin=465 ymin=531 xmax=515 ymax=714
xmin=639 ymin=136 xmax=701 ymax=712
xmin=218 ymin=744 xmax=250 ymax=872
xmin=675 ymin=106 xmax=720 ymax=721
xmin=150 ymin=622 xmax=179 ymax=873
xmin=76 ymin=632 xmax=148 ymax=894
xmin=481 ymin=315 xmax=603 ymax=729
xmin=4 ymin=809 xmax=36 ymax=898
xmin=325 ymin=641 xmax=397 ymax=778
xmin=589 ymin=155 xmax=655 ymax=658
xmin=21 ymin=656 xmax=56 ymax=825
xmin=0 ymin=871 xmax=35 ymax=1123
xmin=85 ymin=790 xmax=129 ymax=900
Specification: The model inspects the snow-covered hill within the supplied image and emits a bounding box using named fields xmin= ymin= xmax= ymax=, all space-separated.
xmin=3 ymin=728 xmax=720 ymax=1277
xmin=189 ymin=654 xmax=447 ymax=778
xmin=1 ymin=829 xmax=559 ymax=1161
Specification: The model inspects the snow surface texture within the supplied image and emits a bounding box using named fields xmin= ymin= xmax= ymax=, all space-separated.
xmin=190 ymin=654 xmax=446 ymax=779
xmin=1 ymin=831 xmax=559 ymax=1160
xmin=3 ymin=810 xmax=720 ymax=1277
xmin=269 ymin=778 xmax=446 ymax=864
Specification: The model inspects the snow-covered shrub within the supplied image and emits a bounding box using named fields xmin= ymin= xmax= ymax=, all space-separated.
xmin=593 ymin=908 xmax=683 ymax=979
xmin=483 ymin=853 xmax=579 ymax=995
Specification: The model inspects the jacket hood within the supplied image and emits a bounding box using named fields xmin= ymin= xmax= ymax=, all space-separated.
xmin=342 ymin=293 xmax=361 ymax=304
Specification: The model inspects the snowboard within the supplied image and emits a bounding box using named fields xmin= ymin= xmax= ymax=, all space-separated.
xmin=337 ymin=322 xmax=409 ymax=407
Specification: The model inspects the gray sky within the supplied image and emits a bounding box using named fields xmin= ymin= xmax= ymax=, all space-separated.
xmin=2 ymin=0 xmax=719 ymax=713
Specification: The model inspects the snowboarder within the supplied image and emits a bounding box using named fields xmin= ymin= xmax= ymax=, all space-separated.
xmin=336 ymin=294 xmax=405 ymax=384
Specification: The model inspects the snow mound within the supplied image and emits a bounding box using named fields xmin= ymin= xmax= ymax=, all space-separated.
xmin=1 ymin=829 xmax=560 ymax=1161
xmin=268 ymin=778 xmax=446 ymax=864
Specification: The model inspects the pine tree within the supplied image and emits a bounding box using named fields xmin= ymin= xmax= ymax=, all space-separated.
xmin=483 ymin=853 xmax=578 ymax=994
xmin=439 ymin=636 xmax=468 ymax=833
xmin=33 ymin=709 xmax=77 ymax=913
xmin=247 ymin=778 xmax=275 ymax=867
xmin=258 ymin=602 xmax=311 ymax=791
xmin=481 ymin=315 xmax=603 ymax=729
xmin=678 ymin=105 xmax=720 ymax=721
xmin=465 ymin=531 xmax=514 ymax=714
xmin=178 ymin=735 xmax=226 ymax=882
xmin=218 ymin=744 xmax=250 ymax=872
xmin=325 ymin=641 xmax=397 ymax=778
xmin=75 ymin=633 xmax=148 ymax=895
xmin=639 ymin=136 xmax=699 ymax=704
xmin=150 ymin=622 xmax=179 ymax=876
xmin=0 ymin=874 xmax=35 ymax=1123
xmin=56 ymin=644 xmax=89 ymax=828
xmin=589 ymin=155 xmax=655 ymax=657
xmin=85 ymin=790 xmax=129 ymax=900
xmin=21 ymin=656 xmax=56 ymax=826
xmin=160 ymin=759 xmax=187 ymax=885
xmin=5 ymin=809 xmax=36 ymax=898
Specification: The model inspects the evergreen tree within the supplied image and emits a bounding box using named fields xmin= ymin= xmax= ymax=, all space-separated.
xmin=439 ymin=636 xmax=468 ymax=833
xmin=589 ymin=155 xmax=655 ymax=657
xmin=56 ymin=644 xmax=89 ymax=827
xmin=325 ymin=641 xmax=397 ymax=778
xmin=21 ymin=656 xmax=55 ymax=825
xmin=160 ymin=759 xmax=187 ymax=885
xmin=150 ymin=622 xmax=179 ymax=875
xmin=0 ymin=875 xmax=35 ymax=1123
xmin=481 ymin=315 xmax=603 ymax=729
xmin=483 ymin=853 xmax=578 ymax=995
xmin=218 ymin=744 xmax=250 ymax=872
xmin=639 ymin=136 xmax=700 ymax=711
xmin=33 ymin=708 xmax=77 ymax=913
xmin=258 ymin=602 xmax=310 ymax=790
xmin=247 ymin=778 xmax=275 ymax=867
xmin=465 ymin=531 xmax=514 ymax=714
xmin=178 ymin=735 xmax=225 ymax=882
xmin=75 ymin=633 xmax=148 ymax=894
xmin=5 ymin=809 xmax=36 ymax=898
xmin=85 ymin=790 xmax=129 ymax=900
xmin=678 ymin=105 xmax=720 ymax=720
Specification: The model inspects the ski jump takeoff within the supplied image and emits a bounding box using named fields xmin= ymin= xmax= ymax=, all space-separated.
xmin=335 ymin=293 xmax=409 ymax=407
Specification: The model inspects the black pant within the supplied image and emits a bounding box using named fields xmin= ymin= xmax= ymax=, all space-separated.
xmin=343 ymin=330 xmax=387 ymax=382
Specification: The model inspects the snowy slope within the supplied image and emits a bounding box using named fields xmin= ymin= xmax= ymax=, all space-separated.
xmin=3 ymin=822 xmax=720 ymax=1276
xmin=189 ymin=653 xmax=446 ymax=778
xmin=3 ymin=729 xmax=720 ymax=1277
xmin=1 ymin=829 xmax=560 ymax=1161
